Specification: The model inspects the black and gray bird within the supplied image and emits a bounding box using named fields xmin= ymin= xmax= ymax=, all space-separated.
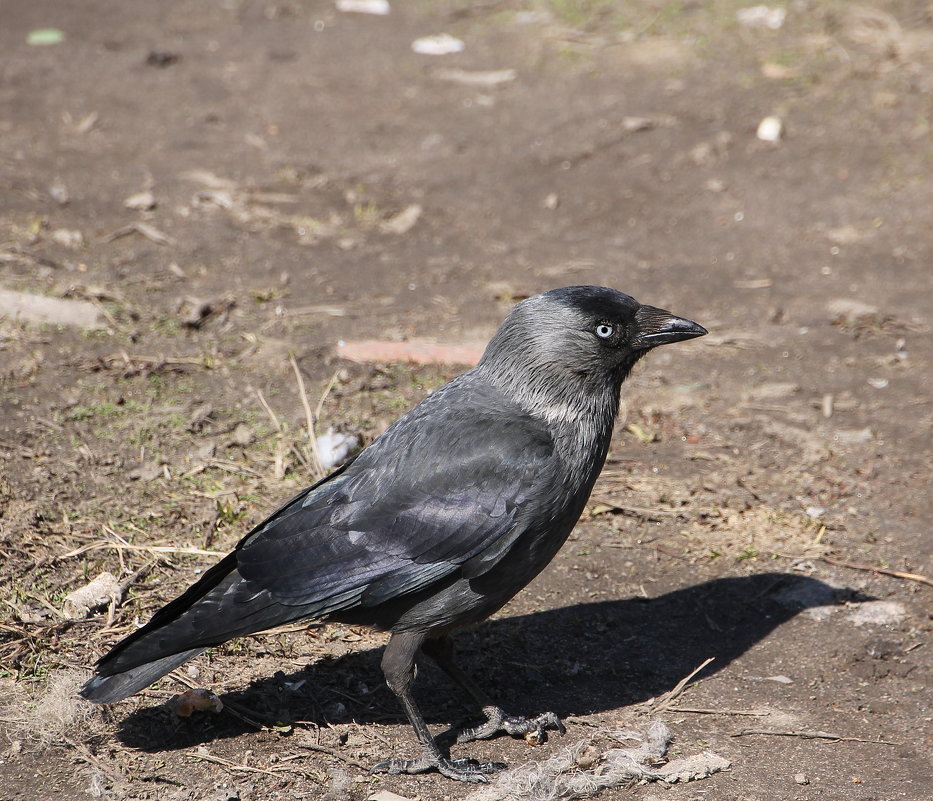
xmin=81 ymin=286 xmax=706 ymax=781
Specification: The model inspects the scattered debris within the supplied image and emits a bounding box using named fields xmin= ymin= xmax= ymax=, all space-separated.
xmin=743 ymin=381 xmax=799 ymax=401
xmin=380 ymin=204 xmax=422 ymax=235
xmin=127 ymin=460 xmax=164 ymax=481
xmin=62 ymin=572 xmax=121 ymax=619
xmin=464 ymin=721 xmax=729 ymax=801
xmin=827 ymin=298 xmax=881 ymax=326
xmin=50 ymin=228 xmax=84 ymax=249
xmin=337 ymin=339 xmax=484 ymax=365
xmin=432 ymin=68 xmax=516 ymax=86
xmin=736 ymin=5 xmax=786 ymax=30
xmin=368 ymin=791 xmax=415 ymax=801
xmin=178 ymin=295 xmax=235 ymax=328
xmin=795 ymin=773 xmax=810 ymax=785
xmin=834 ymin=427 xmax=873 ymax=445
xmin=187 ymin=403 xmax=215 ymax=432
xmin=2 ymin=671 xmax=97 ymax=745
xmin=336 ymin=0 xmax=390 ymax=14
xmin=756 ymin=115 xmax=784 ymax=143
xmin=821 ymin=555 xmax=932 ymax=587
xmin=101 ymin=220 xmax=174 ymax=245
xmin=543 ymin=192 xmax=559 ymax=210
xmin=166 ymin=689 xmax=224 ymax=718
xmin=123 ymin=189 xmax=156 ymax=211
xmin=316 ymin=428 xmax=360 ymax=469
xmin=846 ymin=601 xmax=908 ymax=627
xmin=411 ymin=34 xmax=465 ymax=55
xmin=733 ymin=278 xmax=773 ymax=289
xmin=0 ymin=287 xmax=104 ymax=329
xmin=230 ymin=422 xmax=254 ymax=447
xmin=867 ymin=377 xmax=889 ymax=389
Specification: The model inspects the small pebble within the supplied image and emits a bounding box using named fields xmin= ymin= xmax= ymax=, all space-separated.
xmin=756 ymin=115 xmax=783 ymax=143
xmin=411 ymin=34 xmax=464 ymax=55
xmin=795 ymin=773 xmax=809 ymax=785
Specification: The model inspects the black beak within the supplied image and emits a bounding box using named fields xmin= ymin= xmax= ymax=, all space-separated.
xmin=633 ymin=304 xmax=708 ymax=350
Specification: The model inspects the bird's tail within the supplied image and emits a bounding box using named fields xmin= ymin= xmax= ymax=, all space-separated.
xmin=80 ymin=647 xmax=207 ymax=703
xmin=80 ymin=551 xmax=298 ymax=704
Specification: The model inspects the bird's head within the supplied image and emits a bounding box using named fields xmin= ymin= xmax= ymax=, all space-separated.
xmin=478 ymin=286 xmax=707 ymax=422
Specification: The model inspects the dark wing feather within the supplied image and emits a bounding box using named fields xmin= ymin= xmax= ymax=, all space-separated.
xmin=236 ymin=380 xmax=553 ymax=611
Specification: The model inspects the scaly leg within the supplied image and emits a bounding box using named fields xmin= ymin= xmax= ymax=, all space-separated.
xmin=421 ymin=636 xmax=566 ymax=745
xmin=371 ymin=631 xmax=505 ymax=782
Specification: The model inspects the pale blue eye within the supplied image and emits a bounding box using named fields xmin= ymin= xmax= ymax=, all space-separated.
xmin=595 ymin=324 xmax=614 ymax=339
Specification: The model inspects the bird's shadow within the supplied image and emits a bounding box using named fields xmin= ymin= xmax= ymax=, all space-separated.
xmin=115 ymin=572 xmax=867 ymax=752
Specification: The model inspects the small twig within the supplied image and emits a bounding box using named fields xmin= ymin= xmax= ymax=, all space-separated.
xmin=64 ymin=738 xmax=123 ymax=783
xmin=820 ymin=556 xmax=932 ymax=587
xmin=255 ymin=388 xmax=283 ymax=433
xmin=641 ymin=657 xmax=715 ymax=715
xmin=297 ymin=742 xmax=371 ymax=770
xmin=290 ymin=353 xmax=324 ymax=478
xmin=664 ymin=707 xmax=768 ymax=716
xmin=314 ymin=370 xmax=341 ymax=421
xmin=62 ymin=541 xmax=223 ymax=559
xmin=255 ymin=387 xmax=287 ymax=480
xmin=187 ymin=749 xmax=283 ymax=778
xmin=118 ymin=558 xmax=158 ymax=598
xmin=733 ymin=729 xmax=897 ymax=745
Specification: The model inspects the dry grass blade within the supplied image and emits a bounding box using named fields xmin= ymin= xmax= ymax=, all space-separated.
xmin=61 ymin=541 xmax=223 ymax=559
xmin=187 ymin=748 xmax=285 ymax=777
xmin=290 ymin=353 xmax=324 ymax=479
xmin=255 ymin=387 xmax=287 ymax=480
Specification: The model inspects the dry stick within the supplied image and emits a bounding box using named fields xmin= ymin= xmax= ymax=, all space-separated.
xmin=314 ymin=370 xmax=341 ymax=421
xmin=187 ymin=750 xmax=285 ymax=778
xmin=296 ymin=742 xmax=371 ymax=771
xmin=641 ymin=657 xmax=715 ymax=715
xmin=289 ymin=353 xmax=324 ymax=479
xmin=733 ymin=729 xmax=897 ymax=746
xmin=255 ymin=388 xmax=283 ymax=433
xmin=255 ymin=388 xmax=287 ymax=480
xmin=61 ymin=541 xmax=223 ymax=559
xmin=64 ymin=737 xmax=123 ymax=784
xmin=820 ymin=555 xmax=932 ymax=588
xmin=665 ymin=707 xmax=768 ymax=716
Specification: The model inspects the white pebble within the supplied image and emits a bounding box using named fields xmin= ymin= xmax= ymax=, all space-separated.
xmin=756 ymin=115 xmax=783 ymax=142
xmin=336 ymin=0 xmax=390 ymax=14
xmin=411 ymin=34 xmax=464 ymax=55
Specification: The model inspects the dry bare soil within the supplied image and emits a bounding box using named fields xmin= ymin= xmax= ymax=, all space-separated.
xmin=1 ymin=2 xmax=931 ymax=800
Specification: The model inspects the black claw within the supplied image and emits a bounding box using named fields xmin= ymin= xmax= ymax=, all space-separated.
xmin=372 ymin=755 xmax=505 ymax=782
xmin=449 ymin=758 xmax=507 ymax=774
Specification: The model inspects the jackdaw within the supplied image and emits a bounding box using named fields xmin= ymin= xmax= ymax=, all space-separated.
xmin=81 ymin=285 xmax=706 ymax=781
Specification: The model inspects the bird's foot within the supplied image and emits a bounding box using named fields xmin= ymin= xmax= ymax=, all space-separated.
xmin=372 ymin=754 xmax=506 ymax=783
xmin=456 ymin=705 xmax=566 ymax=745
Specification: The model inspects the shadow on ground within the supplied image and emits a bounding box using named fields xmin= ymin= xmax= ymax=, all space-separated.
xmin=116 ymin=573 xmax=864 ymax=752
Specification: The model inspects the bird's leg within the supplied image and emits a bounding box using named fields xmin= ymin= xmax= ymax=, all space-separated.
xmin=421 ymin=636 xmax=566 ymax=746
xmin=372 ymin=631 xmax=505 ymax=783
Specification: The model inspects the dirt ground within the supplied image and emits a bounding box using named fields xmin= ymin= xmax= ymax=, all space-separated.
xmin=1 ymin=1 xmax=931 ymax=799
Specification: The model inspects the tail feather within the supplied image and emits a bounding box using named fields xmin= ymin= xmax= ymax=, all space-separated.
xmin=80 ymin=647 xmax=206 ymax=703
xmin=82 ymin=552 xmax=306 ymax=703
